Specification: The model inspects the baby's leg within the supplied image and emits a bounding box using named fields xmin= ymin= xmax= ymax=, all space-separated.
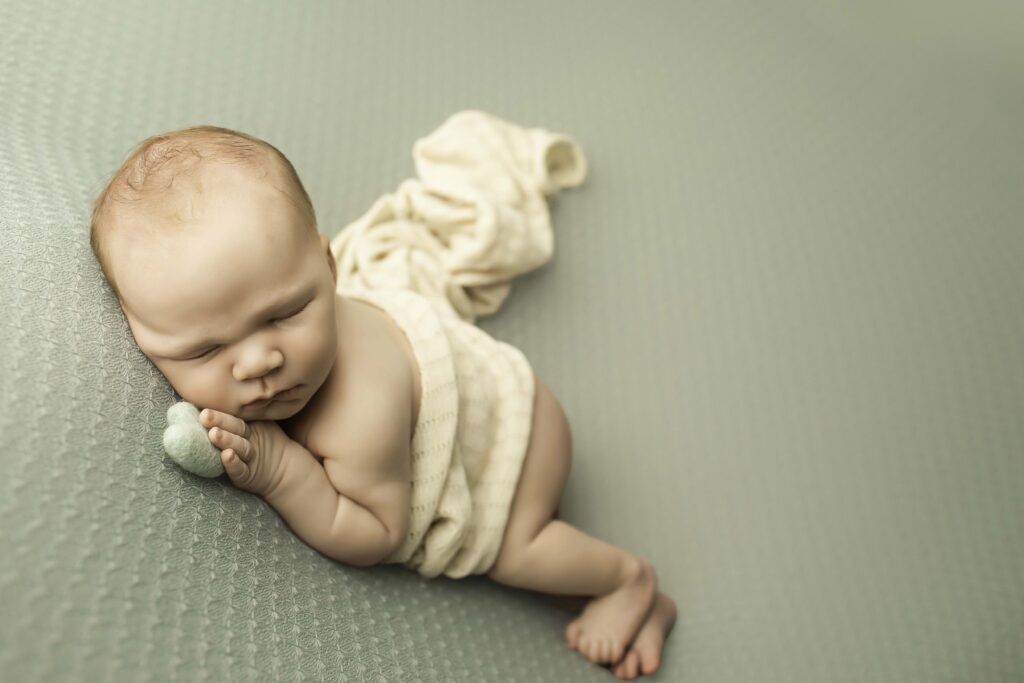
xmin=489 ymin=518 xmax=657 ymax=666
xmin=541 ymin=589 xmax=678 ymax=680
xmin=487 ymin=375 xmax=657 ymax=666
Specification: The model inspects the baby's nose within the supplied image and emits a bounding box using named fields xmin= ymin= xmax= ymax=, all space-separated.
xmin=233 ymin=347 xmax=284 ymax=380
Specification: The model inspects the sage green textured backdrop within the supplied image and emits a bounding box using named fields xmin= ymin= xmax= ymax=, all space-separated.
xmin=1 ymin=1 xmax=1022 ymax=681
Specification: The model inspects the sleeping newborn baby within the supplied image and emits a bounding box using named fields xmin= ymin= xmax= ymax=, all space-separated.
xmin=89 ymin=125 xmax=676 ymax=679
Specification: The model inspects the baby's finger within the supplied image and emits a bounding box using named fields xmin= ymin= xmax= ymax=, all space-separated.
xmin=200 ymin=408 xmax=250 ymax=439
xmin=221 ymin=448 xmax=248 ymax=479
xmin=208 ymin=427 xmax=253 ymax=463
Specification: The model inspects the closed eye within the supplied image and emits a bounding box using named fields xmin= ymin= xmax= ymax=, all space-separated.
xmin=183 ymin=300 xmax=311 ymax=361
xmin=272 ymin=301 xmax=309 ymax=323
xmin=187 ymin=346 xmax=220 ymax=360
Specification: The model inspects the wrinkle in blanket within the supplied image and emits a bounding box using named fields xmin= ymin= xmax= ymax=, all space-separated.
xmin=330 ymin=109 xmax=587 ymax=324
xmin=328 ymin=110 xmax=586 ymax=578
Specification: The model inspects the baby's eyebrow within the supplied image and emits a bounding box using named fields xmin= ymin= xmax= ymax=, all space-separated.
xmin=170 ymin=287 xmax=313 ymax=357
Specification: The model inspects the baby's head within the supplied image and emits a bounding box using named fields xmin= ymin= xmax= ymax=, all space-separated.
xmin=91 ymin=125 xmax=340 ymax=420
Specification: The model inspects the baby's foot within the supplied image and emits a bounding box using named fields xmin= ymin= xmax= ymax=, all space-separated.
xmin=611 ymin=591 xmax=677 ymax=679
xmin=564 ymin=559 xmax=657 ymax=665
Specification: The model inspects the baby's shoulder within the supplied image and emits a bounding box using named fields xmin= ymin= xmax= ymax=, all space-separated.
xmin=312 ymin=374 xmax=406 ymax=457
xmin=305 ymin=298 xmax=416 ymax=464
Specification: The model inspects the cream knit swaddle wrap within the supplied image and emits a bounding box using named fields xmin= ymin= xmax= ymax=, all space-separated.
xmin=330 ymin=110 xmax=586 ymax=578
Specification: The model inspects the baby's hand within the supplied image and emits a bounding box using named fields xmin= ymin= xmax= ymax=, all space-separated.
xmin=199 ymin=409 xmax=293 ymax=497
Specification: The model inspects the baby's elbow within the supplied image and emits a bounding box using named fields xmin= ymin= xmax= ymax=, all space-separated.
xmin=347 ymin=554 xmax=382 ymax=570
xmin=375 ymin=484 xmax=411 ymax=558
xmin=338 ymin=538 xmax=392 ymax=569
xmin=361 ymin=512 xmax=407 ymax=568
xmin=387 ymin=509 xmax=410 ymax=555
xmin=355 ymin=534 xmax=401 ymax=569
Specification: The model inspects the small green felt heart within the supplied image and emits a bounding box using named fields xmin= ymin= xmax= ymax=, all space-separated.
xmin=162 ymin=401 xmax=224 ymax=478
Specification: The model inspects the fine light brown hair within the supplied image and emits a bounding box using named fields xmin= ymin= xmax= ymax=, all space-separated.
xmin=89 ymin=125 xmax=318 ymax=300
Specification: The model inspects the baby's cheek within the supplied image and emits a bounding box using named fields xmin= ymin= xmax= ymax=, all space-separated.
xmin=177 ymin=368 xmax=232 ymax=414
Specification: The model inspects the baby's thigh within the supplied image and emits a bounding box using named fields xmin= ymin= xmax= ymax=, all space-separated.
xmin=500 ymin=374 xmax=573 ymax=548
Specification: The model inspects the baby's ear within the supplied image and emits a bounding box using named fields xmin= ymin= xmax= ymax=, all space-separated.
xmin=323 ymin=235 xmax=337 ymax=284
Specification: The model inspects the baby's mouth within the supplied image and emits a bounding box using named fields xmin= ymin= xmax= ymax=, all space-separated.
xmin=245 ymin=384 xmax=302 ymax=408
xmin=271 ymin=384 xmax=304 ymax=401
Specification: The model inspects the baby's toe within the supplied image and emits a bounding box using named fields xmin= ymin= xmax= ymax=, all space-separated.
xmin=612 ymin=648 xmax=638 ymax=680
xmin=565 ymin=622 xmax=582 ymax=650
xmin=609 ymin=639 xmax=625 ymax=665
xmin=584 ymin=636 xmax=600 ymax=662
xmin=588 ymin=639 xmax=598 ymax=661
xmin=637 ymin=642 xmax=660 ymax=675
xmin=625 ymin=649 xmax=641 ymax=678
xmin=582 ymin=636 xmax=615 ymax=664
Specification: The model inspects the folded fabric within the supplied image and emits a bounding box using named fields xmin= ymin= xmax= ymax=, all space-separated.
xmin=330 ymin=109 xmax=588 ymax=322
xmin=329 ymin=110 xmax=587 ymax=578
xmin=343 ymin=286 xmax=536 ymax=579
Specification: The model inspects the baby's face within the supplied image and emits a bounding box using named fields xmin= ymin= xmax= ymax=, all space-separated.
xmin=112 ymin=164 xmax=339 ymax=421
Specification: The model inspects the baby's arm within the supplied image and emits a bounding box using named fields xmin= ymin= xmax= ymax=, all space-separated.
xmin=264 ymin=442 xmax=396 ymax=568
xmin=200 ymin=408 xmax=394 ymax=568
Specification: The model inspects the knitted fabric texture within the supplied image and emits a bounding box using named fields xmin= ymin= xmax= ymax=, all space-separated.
xmin=327 ymin=109 xmax=585 ymax=578
xmin=330 ymin=109 xmax=587 ymax=325
xmin=343 ymin=287 xmax=534 ymax=579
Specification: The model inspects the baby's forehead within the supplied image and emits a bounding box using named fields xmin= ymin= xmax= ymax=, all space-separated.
xmin=120 ymin=240 xmax=311 ymax=345
xmin=170 ymin=227 xmax=303 ymax=279
xmin=116 ymin=220 xmax=307 ymax=311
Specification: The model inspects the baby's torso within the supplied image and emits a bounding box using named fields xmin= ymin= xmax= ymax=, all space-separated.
xmin=280 ymin=292 xmax=421 ymax=471
xmin=280 ymin=287 xmax=539 ymax=577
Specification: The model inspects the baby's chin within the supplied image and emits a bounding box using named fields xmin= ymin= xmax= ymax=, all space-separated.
xmin=247 ymin=397 xmax=307 ymax=420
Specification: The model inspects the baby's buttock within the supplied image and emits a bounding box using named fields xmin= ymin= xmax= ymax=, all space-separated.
xmin=524 ymin=373 xmax=572 ymax=468
xmin=494 ymin=370 xmax=573 ymax=539
xmin=531 ymin=374 xmax=568 ymax=439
